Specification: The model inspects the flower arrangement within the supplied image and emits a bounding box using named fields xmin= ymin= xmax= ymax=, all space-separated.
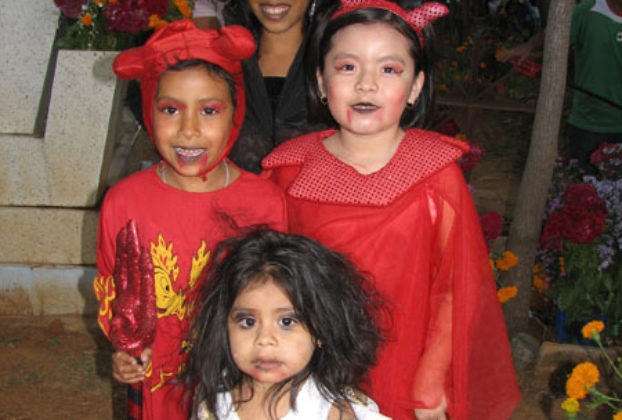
xmin=561 ymin=321 xmax=622 ymax=419
xmin=54 ymin=0 xmax=194 ymax=50
xmin=479 ymin=210 xmax=519 ymax=304
xmin=537 ymin=144 xmax=622 ymax=339
xmin=435 ymin=31 xmax=540 ymax=102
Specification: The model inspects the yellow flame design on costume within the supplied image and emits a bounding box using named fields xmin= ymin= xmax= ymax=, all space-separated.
xmin=93 ymin=274 xmax=115 ymax=336
xmin=149 ymin=366 xmax=180 ymax=392
xmin=151 ymin=234 xmax=186 ymax=320
xmin=189 ymin=241 xmax=210 ymax=290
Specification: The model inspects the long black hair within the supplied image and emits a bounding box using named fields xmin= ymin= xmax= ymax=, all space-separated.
xmin=306 ymin=3 xmax=439 ymax=128
xmin=216 ymin=0 xmax=334 ymax=41
xmin=185 ymin=228 xmax=384 ymax=420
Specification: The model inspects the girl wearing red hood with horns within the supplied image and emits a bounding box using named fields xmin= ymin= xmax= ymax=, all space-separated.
xmin=93 ymin=21 xmax=287 ymax=419
xmin=262 ymin=1 xmax=522 ymax=419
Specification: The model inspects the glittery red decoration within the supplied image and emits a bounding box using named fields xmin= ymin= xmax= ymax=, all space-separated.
xmin=110 ymin=219 xmax=157 ymax=357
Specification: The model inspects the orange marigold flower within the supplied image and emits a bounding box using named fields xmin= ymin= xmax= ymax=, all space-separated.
xmin=479 ymin=62 xmax=487 ymax=69
xmin=174 ymin=0 xmax=193 ymax=18
xmin=82 ymin=13 xmax=93 ymax=27
xmin=533 ymin=273 xmax=549 ymax=293
xmin=566 ymin=375 xmax=587 ymax=399
xmin=559 ymin=256 xmax=566 ymax=274
xmin=94 ymin=0 xmax=106 ymax=6
xmin=451 ymin=60 xmax=457 ymax=67
xmin=613 ymin=411 xmax=622 ymax=420
xmin=561 ymin=397 xmax=580 ymax=414
xmin=496 ymin=251 xmax=518 ymax=271
xmin=149 ymin=14 xmax=168 ymax=30
xmin=581 ymin=320 xmax=605 ymax=339
xmin=455 ymin=74 xmax=461 ymax=81
xmin=566 ymin=362 xmax=599 ymax=399
xmin=489 ymin=258 xmax=495 ymax=270
xmin=109 ymin=0 xmax=118 ymax=3
xmin=497 ymin=286 xmax=518 ymax=303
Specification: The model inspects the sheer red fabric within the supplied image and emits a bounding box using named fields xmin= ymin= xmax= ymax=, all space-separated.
xmin=263 ymin=129 xmax=521 ymax=420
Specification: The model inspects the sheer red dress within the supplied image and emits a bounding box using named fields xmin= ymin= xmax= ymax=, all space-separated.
xmin=263 ymin=129 xmax=521 ymax=420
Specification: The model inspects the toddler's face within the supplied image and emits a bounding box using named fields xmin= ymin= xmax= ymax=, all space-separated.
xmin=318 ymin=22 xmax=424 ymax=138
xmin=248 ymin=0 xmax=309 ymax=35
xmin=152 ymin=67 xmax=234 ymax=189
xmin=227 ymin=278 xmax=315 ymax=388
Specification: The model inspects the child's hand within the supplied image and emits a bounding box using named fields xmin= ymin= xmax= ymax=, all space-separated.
xmin=414 ymin=396 xmax=447 ymax=420
xmin=112 ymin=348 xmax=152 ymax=384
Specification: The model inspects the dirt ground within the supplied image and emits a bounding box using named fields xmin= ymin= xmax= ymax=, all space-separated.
xmin=0 ymin=108 xmax=591 ymax=419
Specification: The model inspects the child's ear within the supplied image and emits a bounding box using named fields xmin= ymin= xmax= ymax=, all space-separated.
xmin=316 ymin=69 xmax=326 ymax=98
xmin=408 ymin=71 xmax=426 ymax=105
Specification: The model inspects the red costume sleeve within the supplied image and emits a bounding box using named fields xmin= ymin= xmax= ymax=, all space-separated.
xmin=413 ymin=165 xmax=520 ymax=419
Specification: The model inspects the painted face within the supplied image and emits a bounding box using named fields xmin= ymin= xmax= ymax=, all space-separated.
xmin=318 ymin=22 xmax=424 ymax=139
xmin=228 ymin=278 xmax=316 ymax=388
xmin=248 ymin=0 xmax=310 ymax=36
xmin=152 ymin=67 xmax=234 ymax=190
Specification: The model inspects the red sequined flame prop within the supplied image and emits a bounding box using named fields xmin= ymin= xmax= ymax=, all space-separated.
xmin=110 ymin=219 xmax=157 ymax=357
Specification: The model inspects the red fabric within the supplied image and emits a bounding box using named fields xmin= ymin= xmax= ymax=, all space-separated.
xmin=93 ymin=165 xmax=287 ymax=420
xmin=113 ymin=20 xmax=255 ymax=174
xmin=263 ymin=129 xmax=521 ymax=420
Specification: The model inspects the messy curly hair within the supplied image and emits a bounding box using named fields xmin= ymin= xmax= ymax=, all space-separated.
xmin=185 ymin=228 xmax=384 ymax=420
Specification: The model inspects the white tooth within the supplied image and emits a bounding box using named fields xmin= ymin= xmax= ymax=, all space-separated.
xmin=174 ymin=147 xmax=203 ymax=157
xmin=263 ymin=6 xmax=288 ymax=15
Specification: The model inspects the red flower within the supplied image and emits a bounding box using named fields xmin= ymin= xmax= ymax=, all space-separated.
xmin=480 ymin=211 xmax=504 ymax=242
xmin=459 ymin=142 xmax=484 ymax=172
xmin=54 ymin=0 xmax=87 ymax=19
xmin=590 ymin=143 xmax=622 ymax=178
xmin=144 ymin=0 xmax=169 ymax=17
xmin=564 ymin=183 xmax=608 ymax=216
xmin=541 ymin=210 xmax=566 ymax=250
xmin=104 ymin=0 xmax=150 ymax=33
xmin=560 ymin=206 xmax=606 ymax=244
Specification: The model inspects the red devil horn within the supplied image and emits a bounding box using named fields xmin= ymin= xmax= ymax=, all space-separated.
xmin=407 ymin=2 xmax=449 ymax=30
xmin=215 ymin=25 xmax=256 ymax=62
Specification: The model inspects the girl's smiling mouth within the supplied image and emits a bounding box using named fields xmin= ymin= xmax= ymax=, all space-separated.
xmin=174 ymin=147 xmax=206 ymax=163
xmin=260 ymin=4 xmax=290 ymax=19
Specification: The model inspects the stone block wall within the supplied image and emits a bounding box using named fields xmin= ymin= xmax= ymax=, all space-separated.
xmin=0 ymin=3 xmax=131 ymax=315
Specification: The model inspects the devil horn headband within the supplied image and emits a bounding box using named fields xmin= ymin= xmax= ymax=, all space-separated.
xmin=112 ymin=20 xmax=255 ymax=142
xmin=332 ymin=0 xmax=449 ymax=47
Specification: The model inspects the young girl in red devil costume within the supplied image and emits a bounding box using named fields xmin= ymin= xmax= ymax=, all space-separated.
xmin=93 ymin=21 xmax=287 ymax=419
xmin=262 ymin=1 xmax=522 ymax=419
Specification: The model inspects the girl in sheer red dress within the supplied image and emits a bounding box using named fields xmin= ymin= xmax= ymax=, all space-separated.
xmin=261 ymin=1 xmax=522 ymax=419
